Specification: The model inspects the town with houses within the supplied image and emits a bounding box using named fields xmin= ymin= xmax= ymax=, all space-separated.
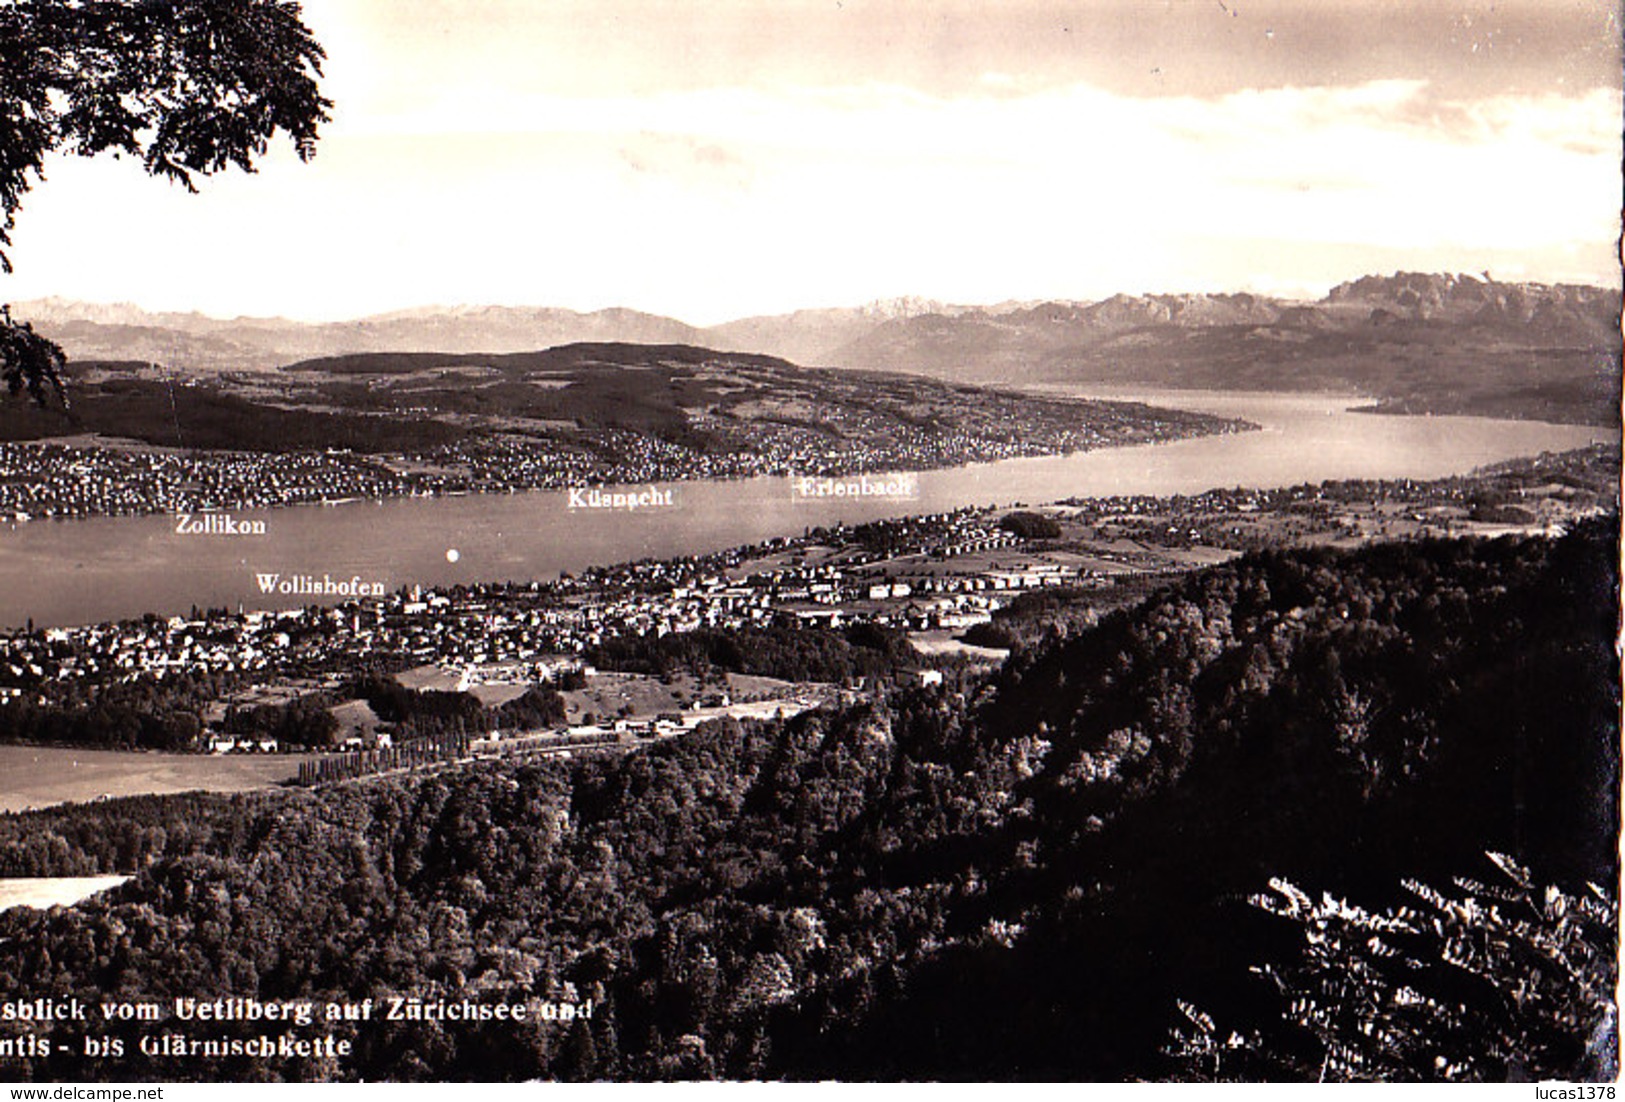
xmin=0 ymin=443 xmax=1610 ymax=774
xmin=0 ymin=506 xmax=1026 ymax=702
xmin=0 ymin=393 xmax=1242 ymax=522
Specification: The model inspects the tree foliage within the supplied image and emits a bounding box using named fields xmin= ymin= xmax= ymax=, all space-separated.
xmin=586 ymin=622 xmax=916 ymax=684
xmin=0 ymin=304 xmax=66 ymax=406
xmin=997 ymin=510 xmax=1061 ymax=539
xmin=0 ymin=0 xmax=331 ymax=270
xmin=1167 ymin=854 xmax=1618 ymax=1082
xmin=0 ymin=524 xmax=1613 ymax=1081
xmin=0 ymin=0 xmax=331 ymax=403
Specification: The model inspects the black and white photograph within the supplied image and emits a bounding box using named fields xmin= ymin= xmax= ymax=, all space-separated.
xmin=0 ymin=0 xmax=1618 ymax=1086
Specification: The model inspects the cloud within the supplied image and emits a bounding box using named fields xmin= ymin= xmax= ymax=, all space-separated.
xmin=5 ymin=73 xmax=1618 ymax=320
xmin=616 ymin=133 xmax=755 ymax=193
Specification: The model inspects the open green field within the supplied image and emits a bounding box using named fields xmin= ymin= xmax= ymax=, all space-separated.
xmin=558 ymin=670 xmax=812 ymax=726
xmin=0 ymin=745 xmax=310 ymax=814
xmin=0 ymin=875 xmax=130 ymax=911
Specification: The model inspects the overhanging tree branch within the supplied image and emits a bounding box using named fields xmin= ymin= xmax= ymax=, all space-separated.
xmin=0 ymin=0 xmax=331 ymax=405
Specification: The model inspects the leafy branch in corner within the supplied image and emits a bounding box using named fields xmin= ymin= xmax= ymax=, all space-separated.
xmin=0 ymin=0 xmax=332 ymax=273
xmin=0 ymin=304 xmax=67 ymax=407
xmin=0 ymin=1 xmax=332 ymax=412
xmin=1166 ymin=852 xmax=1618 ymax=1082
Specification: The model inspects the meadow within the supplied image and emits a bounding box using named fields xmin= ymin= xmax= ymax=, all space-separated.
xmin=0 ymin=744 xmax=306 ymax=814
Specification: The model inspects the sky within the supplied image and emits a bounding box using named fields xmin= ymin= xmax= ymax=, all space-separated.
xmin=3 ymin=0 xmax=1621 ymax=323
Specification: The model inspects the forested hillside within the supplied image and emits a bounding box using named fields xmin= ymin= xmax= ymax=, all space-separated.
xmin=0 ymin=522 xmax=1614 ymax=1081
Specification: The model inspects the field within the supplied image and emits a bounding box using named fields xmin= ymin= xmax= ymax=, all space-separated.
xmin=0 ymin=875 xmax=129 ymax=911
xmin=558 ymin=671 xmax=811 ymax=725
xmin=0 ymin=745 xmax=309 ymax=814
xmin=908 ymin=631 xmax=1009 ymax=661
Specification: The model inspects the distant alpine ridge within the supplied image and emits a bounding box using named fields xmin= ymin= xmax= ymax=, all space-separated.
xmin=10 ymin=292 xmax=1017 ymax=375
xmin=12 ymin=271 xmax=1622 ymax=424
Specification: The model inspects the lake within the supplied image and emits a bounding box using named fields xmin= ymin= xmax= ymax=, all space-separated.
xmin=5 ymin=390 xmax=1607 ymax=628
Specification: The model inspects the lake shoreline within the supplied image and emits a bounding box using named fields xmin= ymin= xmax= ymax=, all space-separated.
xmin=0 ymin=389 xmax=1606 ymax=630
xmin=0 ymin=407 xmax=1259 ymax=527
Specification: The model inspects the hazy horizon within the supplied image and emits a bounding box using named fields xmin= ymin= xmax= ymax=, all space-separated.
xmin=1 ymin=0 xmax=1619 ymax=324
xmin=11 ymin=262 xmax=1623 ymax=331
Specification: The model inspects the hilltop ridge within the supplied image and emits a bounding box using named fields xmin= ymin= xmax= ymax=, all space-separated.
xmin=826 ymin=273 xmax=1620 ymax=423
xmin=11 ymin=272 xmax=1620 ymax=424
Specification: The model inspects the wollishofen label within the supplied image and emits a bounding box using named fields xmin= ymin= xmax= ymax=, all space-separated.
xmin=175 ymin=512 xmax=267 ymax=536
xmin=254 ymin=573 xmax=386 ymax=597
xmin=567 ymin=486 xmax=675 ymax=511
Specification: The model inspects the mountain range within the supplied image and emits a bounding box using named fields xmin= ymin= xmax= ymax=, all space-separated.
xmin=11 ymin=271 xmax=1622 ymax=424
